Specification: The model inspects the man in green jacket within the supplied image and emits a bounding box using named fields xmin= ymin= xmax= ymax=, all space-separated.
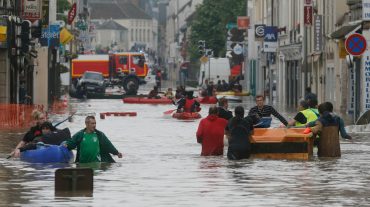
xmin=66 ymin=116 xmax=122 ymax=163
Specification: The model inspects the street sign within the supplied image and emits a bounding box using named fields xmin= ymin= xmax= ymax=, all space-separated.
xmin=226 ymin=22 xmax=237 ymax=30
xmin=40 ymin=24 xmax=60 ymax=48
xmin=263 ymin=26 xmax=278 ymax=52
xmin=255 ymin=24 xmax=265 ymax=40
xmin=362 ymin=49 xmax=370 ymax=111
xmin=233 ymin=44 xmax=243 ymax=55
xmin=345 ymin=33 xmax=367 ymax=56
xmin=304 ymin=6 xmax=313 ymax=26
xmin=314 ymin=15 xmax=323 ymax=52
xmin=68 ymin=3 xmax=77 ymax=25
xmin=237 ymin=16 xmax=250 ymax=30
xmin=200 ymin=56 xmax=209 ymax=64
xmin=363 ymin=0 xmax=370 ymax=20
xmin=21 ymin=0 xmax=42 ymax=22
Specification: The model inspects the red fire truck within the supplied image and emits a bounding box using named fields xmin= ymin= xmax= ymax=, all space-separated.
xmin=71 ymin=52 xmax=148 ymax=94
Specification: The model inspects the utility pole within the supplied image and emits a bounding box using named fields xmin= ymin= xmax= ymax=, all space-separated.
xmin=244 ymin=0 xmax=249 ymax=94
xmin=268 ymin=0 xmax=274 ymax=105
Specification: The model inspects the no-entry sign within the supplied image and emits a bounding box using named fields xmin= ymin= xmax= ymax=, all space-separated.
xmin=345 ymin=33 xmax=367 ymax=56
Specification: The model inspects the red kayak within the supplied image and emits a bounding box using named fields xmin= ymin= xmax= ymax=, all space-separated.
xmin=123 ymin=97 xmax=173 ymax=104
xmin=172 ymin=112 xmax=201 ymax=120
xmin=196 ymin=96 xmax=218 ymax=104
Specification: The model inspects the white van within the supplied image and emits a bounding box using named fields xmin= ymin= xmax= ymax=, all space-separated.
xmin=198 ymin=58 xmax=230 ymax=86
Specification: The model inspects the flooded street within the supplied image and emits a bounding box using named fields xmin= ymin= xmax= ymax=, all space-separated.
xmin=1 ymin=96 xmax=370 ymax=206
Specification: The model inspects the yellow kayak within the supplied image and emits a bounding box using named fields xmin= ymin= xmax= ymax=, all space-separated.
xmin=215 ymin=91 xmax=250 ymax=96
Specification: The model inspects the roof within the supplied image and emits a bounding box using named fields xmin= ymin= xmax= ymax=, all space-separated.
xmin=97 ymin=20 xmax=128 ymax=30
xmin=117 ymin=2 xmax=152 ymax=20
xmin=90 ymin=3 xmax=128 ymax=19
xmin=330 ymin=23 xmax=361 ymax=39
xmin=89 ymin=2 xmax=151 ymax=20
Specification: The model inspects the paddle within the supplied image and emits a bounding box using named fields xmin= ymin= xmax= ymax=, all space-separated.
xmin=164 ymin=109 xmax=176 ymax=115
xmin=6 ymin=112 xmax=76 ymax=159
xmin=54 ymin=111 xmax=77 ymax=128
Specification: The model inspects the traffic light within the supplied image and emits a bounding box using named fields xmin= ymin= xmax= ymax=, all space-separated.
xmin=20 ymin=20 xmax=31 ymax=54
xmin=198 ymin=40 xmax=205 ymax=55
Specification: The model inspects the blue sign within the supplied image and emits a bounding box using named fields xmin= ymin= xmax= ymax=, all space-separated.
xmin=263 ymin=26 xmax=278 ymax=52
xmin=264 ymin=26 xmax=278 ymax=42
xmin=345 ymin=33 xmax=367 ymax=56
xmin=40 ymin=24 xmax=60 ymax=48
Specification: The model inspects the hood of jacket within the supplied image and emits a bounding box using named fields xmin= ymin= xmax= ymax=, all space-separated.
xmin=206 ymin=114 xmax=218 ymax=121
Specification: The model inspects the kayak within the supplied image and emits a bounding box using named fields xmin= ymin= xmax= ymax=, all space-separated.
xmin=216 ymin=91 xmax=250 ymax=96
xmin=172 ymin=112 xmax=201 ymax=120
xmin=123 ymin=96 xmax=217 ymax=104
xmin=123 ymin=97 xmax=173 ymax=104
xmin=250 ymin=128 xmax=313 ymax=160
xmin=216 ymin=95 xmax=242 ymax=103
xmin=196 ymin=96 xmax=218 ymax=104
xmin=20 ymin=145 xmax=73 ymax=163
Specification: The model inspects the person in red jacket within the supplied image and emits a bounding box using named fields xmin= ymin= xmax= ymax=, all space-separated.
xmin=177 ymin=91 xmax=200 ymax=112
xmin=196 ymin=106 xmax=228 ymax=156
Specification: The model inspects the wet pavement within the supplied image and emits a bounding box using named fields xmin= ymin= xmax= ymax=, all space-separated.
xmin=0 ymin=90 xmax=370 ymax=206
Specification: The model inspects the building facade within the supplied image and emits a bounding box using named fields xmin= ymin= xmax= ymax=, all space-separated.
xmin=247 ymin=0 xmax=352 ymax=116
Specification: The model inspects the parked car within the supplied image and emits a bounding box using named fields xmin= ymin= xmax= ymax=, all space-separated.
xmin=77 ymin=71 xmax=106 ymax=94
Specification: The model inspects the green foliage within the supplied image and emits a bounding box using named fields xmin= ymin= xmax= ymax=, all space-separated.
xmin=189 ymin=0 xmax=246 ymax=61
xmin=57 ymin=0 xmax=71 ymax=22
xmin=57 ymin=0 xmax=71 ymax=13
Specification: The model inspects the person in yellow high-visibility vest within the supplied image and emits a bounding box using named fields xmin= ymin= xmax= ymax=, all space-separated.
xmin=287 ymin=100 xmax=319 ymax=127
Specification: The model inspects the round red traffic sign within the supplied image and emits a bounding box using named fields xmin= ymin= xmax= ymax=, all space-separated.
xmin=345 ymin=33 xmax=367 ymax=56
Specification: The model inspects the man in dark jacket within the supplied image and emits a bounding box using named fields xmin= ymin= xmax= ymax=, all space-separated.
xmin=66 ymin=116 xmax=122 ymax=163
xmin=248 ymin=95 xmax=288 ymax=127
xmin=225 ymin=106 xmax=257 ymax=160
xmin=217 ymin=97 xmax=233 ymax=120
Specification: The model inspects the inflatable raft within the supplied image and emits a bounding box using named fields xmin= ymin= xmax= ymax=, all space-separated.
xmin=216 ymin=91 xmax=250 ymax=96
xmin=216 ymin=95 xmax=242 ymax=103
xmin=20 ymin=145 xmax=73 ymax=163
xmin=123 ymin=97 xmax=173 ymax=104
xmin=172 ymin=112 xmax=201 ymax=120
xmin=250 ymin=128 xmax=313 ymax=160
xmin=196 ymin=96 xmax=218 ymax=104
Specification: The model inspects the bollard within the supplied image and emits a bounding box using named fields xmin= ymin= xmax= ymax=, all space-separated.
xmin=55 ymin=168 xmax=93 ymax=197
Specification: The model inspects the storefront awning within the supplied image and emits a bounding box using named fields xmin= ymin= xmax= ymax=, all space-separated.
xmin=330 ymin=23 xmax=361 ymax=39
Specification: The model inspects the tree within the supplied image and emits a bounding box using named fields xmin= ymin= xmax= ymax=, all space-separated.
xmin=189 ymin=0 xmax=246 ymax=61
xmin=57 ymin=0 xmax=71 ymax=22
xmin=57 ymin=0 xmax=71 ymax=13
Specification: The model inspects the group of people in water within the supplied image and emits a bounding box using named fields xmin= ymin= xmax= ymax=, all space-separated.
xmin=9 ymin=86 xmax=350 ymax=163
xmin=9 ymin=109 xmax=122 ymax=163
xmin=196 ymin=87 xmax=351 ymax=160
xmin=200 ymin=78 xmax=243 ymax=97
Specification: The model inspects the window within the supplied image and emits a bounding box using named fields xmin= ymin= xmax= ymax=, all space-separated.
xmin=131 ymin=29 xmax=134 ymax=41
xmin=132 ymin=55 xmax=144 ymax=67
xmin=119 ymin=56 xmax=128 ymax=65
